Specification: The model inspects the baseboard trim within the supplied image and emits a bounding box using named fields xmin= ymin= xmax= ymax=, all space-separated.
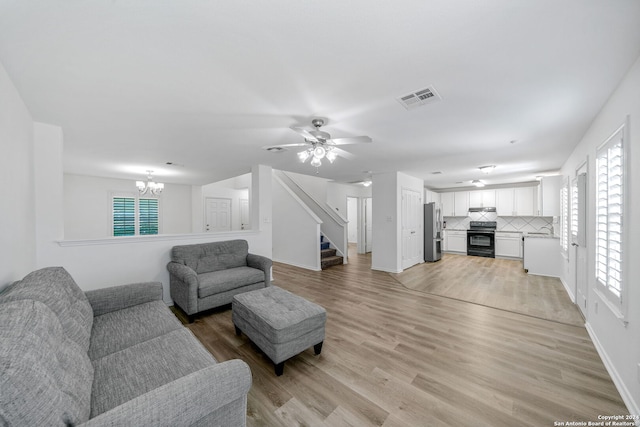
xmin=585 ymin=322 xmax=639 ymax=416
xmin=559 ymin=276 xmax=576 ymax=303
xmin=272 ymin=258 xmax=321 ymax=272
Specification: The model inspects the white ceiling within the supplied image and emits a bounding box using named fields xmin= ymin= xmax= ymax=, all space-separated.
xmin=1 ymin=1 xmax=639 ymax=188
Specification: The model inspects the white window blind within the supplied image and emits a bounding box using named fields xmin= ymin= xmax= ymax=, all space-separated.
xmin=596 ymin=130 xmax=624 ymax=302
xmin=560 ymin=179 xmax=569 ymax=254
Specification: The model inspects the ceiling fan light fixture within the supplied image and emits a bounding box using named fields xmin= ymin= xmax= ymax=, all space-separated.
xmin=326 ymin=150 xmax=337 ymax=163
xmin=362 ymin=180 xmax=372 ymax=187
xmin=298 ymin=150 xmax=311 ymax=162
xmin=313 ymin=146 xmax=326 ymax=159
xmin=479 ymin=165 xmax=496 ymax=174
xmin=310 ymin=156 xmax=322 ymax=168
xmin=472 ymin=179 xmax=485 ymax=187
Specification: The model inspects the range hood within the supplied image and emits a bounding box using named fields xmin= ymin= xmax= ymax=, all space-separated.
xmin=468 ymin=207 xmax=496 ymax=213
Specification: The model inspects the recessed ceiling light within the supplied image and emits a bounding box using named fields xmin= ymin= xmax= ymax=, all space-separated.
xmin=479 ymin=165 xmax=495 ymax=174
xmin=431 ymin=171 xmax=443 ymax=175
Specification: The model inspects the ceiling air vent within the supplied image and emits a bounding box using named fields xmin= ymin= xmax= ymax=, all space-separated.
xmin=397 ymin=85 xmax=441 ymax=110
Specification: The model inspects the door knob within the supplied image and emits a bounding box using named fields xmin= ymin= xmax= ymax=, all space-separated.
xmin=571 ymin=243 xmax=579 ymax=247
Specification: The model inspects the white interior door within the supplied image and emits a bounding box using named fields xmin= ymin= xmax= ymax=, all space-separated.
xmin=401 ymin=189 xmax=422 ymax=269
xmin=572 ymin=166 xmax=588 ymax=318
xmin=240 ymin=199 xmax=250 ymax=230
xmin=364 ymin=198 xmax=373 ymax=253
xmin=204 ymin=198 xmax=231 ymax=232
xmin=347 ymin=197 xmax=358 ymax=243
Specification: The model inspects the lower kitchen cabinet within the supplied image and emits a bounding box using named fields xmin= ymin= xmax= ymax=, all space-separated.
xmin=495 ymin=232 xmax=522 ymax=258
xmin=444 ymin=230 xmax=467 ymax=254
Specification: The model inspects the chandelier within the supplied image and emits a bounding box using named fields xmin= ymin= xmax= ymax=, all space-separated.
xmin=297 ymin=143 xmax=338 ymax=168
xmin=136 ymin=170 xmax=164 ymax=196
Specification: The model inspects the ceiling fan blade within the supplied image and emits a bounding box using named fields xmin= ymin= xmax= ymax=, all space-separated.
xmin=290 ymin=126 xmax=318 ymax=142
xmin=262 ymin=142 xmax=310 ymax=149
xmin=331 ymin=147 xmax=355 ymax=160
xmin=329 ymin=136 xmax=372 ymax=145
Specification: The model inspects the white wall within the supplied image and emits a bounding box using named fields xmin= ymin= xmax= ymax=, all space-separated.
xmin=0 ymin=61 xmax=36 ymax=290
xmin=371 ymin=172 xmax=424 ymax=273
xmin=560 ymin=55 xmax=640 ymax=414
xmin=35 ymin=131 xmax=274 ymax=304
xmin=272 ymin=174 xmax=321 ymax=270
xmin=64 ymin=174 xmax=193 ymax=239
xmin=326 ymin=181 xmax=372 ymax=216
xmin=347 ymin=197 xmax=358 ymax=243
xmin=200 ymin=173 xmax=251 ymax=232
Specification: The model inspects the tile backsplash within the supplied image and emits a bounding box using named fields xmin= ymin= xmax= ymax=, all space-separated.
xmin=443 ymin=211 xmax=554 ymax=233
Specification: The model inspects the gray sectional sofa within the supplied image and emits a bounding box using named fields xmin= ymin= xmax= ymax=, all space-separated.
xmin=0 ymin=267 xmax=252 ymax=427
xmin=167 ymin=240 xmax=272 ymax=322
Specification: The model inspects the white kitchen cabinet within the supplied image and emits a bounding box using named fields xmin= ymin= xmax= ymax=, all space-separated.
xmin=514 ymin=186 xmax=537 ymax=216
xmin=539 ymin=176 xmax=562 ymax=216
xmin=424 ymin=189 xmax=441 ymax=205
xmin=496 ymin=188 xmax=515 ymax=216
xmin=444 ymin=229 xmax=467 ymax=254
xmin=454 ymin=191 xmax=469 ymax=216
xmin=495 ymin=232 xmax=522 ymax=258
xmin=441 ymin=192 xmax=455 ymax=216
xmin=468 ymin=190 xmax=496 ymax=208
xmin=523 ymin=236 xmax=561 ymax=277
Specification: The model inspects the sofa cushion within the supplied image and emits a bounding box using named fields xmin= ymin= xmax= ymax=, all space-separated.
xmin=171 ymin=240 xmax=249 ymax=273
xmin=0 ymin=300 xmax=94 ymax=426
xmin=0 ymin=266 xmax=93 ymax=351
xmin=198 ymin=266 xmax=265 ymax=298
xmin=88 ymin=300 xmax=184 ymax=361
xmin=90 ymin=328 xmax=217 ymax=417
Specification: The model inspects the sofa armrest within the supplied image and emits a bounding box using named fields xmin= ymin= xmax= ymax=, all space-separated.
xmin=167 ymin=262 xmax=198 ymax=285
xmin=86 ymin=282 xmax=163 ymax=317
xmin=247 ymin=253 xmax=272 ymax=287
xmin=79 ymin=359 xmax=252 ymax=427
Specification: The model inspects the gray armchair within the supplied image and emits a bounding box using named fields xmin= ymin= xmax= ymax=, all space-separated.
xmin=167 ymin=240 xmax=271 ymax=322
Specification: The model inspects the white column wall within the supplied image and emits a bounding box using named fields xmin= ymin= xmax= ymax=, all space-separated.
xmin=0 ymin=62 xmax=36 ymax=290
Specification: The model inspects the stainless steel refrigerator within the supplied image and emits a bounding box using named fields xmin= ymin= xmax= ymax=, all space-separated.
xmin=424 ymin=202 xmax=443 ymax=262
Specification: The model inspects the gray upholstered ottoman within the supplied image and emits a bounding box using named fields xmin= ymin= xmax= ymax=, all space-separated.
xmin=232 ymin=286 xmax=326 ymax=376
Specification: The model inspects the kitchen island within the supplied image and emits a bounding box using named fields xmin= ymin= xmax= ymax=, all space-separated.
xmin=523 ymin=234 xmax=561 ymax=277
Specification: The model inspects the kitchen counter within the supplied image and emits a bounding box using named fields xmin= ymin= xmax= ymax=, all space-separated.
xmin=523 ymin=235 xmax=561 ymax=277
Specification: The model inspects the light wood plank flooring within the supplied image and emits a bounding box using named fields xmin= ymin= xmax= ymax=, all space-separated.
xmin=182 ymin=248 xmax=627 ymax=426
xmin=392 ymin=253 xmax=585 ymax=326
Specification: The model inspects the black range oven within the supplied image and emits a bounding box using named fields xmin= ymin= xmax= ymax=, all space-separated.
xmin=467 ymin=221 xmax=497 ymax=258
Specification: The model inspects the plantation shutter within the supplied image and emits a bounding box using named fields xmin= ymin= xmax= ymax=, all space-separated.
xmin=596 ymin=133 xmax=624 ymax=299
xmin=113 ymin=197 xmax=136 ymax=236
xmin=560 ymin=180 xmax=569 ymax=254
xmin=139 ymin=198 xmax=159 ymax=235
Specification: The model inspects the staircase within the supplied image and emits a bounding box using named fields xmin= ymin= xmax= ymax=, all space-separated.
xmin=321 ymin=235 xmax=343 ymax=269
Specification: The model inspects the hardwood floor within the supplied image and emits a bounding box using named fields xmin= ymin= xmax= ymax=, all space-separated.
xmin=184 ymin=248 xmax=628 ymax=426
xmin=392 ymin=253 xmax=585 ymax=326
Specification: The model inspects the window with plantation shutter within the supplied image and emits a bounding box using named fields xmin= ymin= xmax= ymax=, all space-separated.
xmin=113 ymin=197 xmax=136 ymax=236
xmin=139 ymin=198 xmax=159 ymax=235
xmin=112 ymin=195 xmax=160 ymax=236
xmin=560 ymin=179 xmax=569 ymax=255
xmin=595 ymin=124 xmax=625 ymax=314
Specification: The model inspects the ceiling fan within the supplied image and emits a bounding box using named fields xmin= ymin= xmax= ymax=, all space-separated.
xmin=264 ymin=118 xmax=372 ymax=168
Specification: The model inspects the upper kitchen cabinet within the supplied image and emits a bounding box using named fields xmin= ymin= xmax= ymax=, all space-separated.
xmin=496 ymin=188 xmax=515 ymax=216
xmin=468 ymin=190 xmax=496 ymax=208
xmin=441 ymin=192 xmax=455 ymax=216
xmin=514 ymin=186 xmax=537 ymax=216
xmin=454 ymin=191 xmax=470 ymax=216
xmin=538 ymin=176 xmax=562 ymax=216
xmin=424 ymin=189 xmax=441 ymax=205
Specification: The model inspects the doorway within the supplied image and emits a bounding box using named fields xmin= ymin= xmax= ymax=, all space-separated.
xmin=346 ymin=197 xmax=373 ymax=254
xmin=204 ymin=198 xmax=231 ymax=233
xmin=572 ymin=162 xmax=588 ymax=318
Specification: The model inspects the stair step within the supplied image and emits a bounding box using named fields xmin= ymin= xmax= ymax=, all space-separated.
xmin=321 ymin=248 xmax=337 ymax=258
xmin=321 ymin=255 xmax=344 ymax=270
